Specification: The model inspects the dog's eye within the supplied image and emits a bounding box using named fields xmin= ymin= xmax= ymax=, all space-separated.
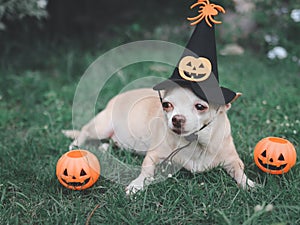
xmin=195 ymin=104 xmax=207 ymax=111
xmin=162 ymin=102 xmax=173 ymax=111
xmin=162 ymin=102 xmax=172 ymax=108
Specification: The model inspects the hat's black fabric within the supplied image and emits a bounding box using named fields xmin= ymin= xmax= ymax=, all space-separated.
xmin=153 ymin=1 xmax=237 ymax=105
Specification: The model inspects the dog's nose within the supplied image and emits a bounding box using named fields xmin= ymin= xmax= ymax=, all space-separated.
xmin=172 ymin=115 xmax=186 ymax=128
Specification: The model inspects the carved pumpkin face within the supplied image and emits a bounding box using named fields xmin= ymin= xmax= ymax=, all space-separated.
xmin=254 ymin=137 xmax=296 ymax=175
xmin=56 ymin=150 xmax=100 ymax=190
xmin=178 ymin=56 xmax=212 ymax=82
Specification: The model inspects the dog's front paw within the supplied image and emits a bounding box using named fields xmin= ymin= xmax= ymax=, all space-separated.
xmin=68 ymin=141 xmax=79 ymax=151
xmin=125 ymin=176 xmax=154 ymax=195
xmin=125 ymin=176 xmax=146 ymax=195
xmin=98 ymin=143 xmax=110 ymax=153
xmin=248 ymin=179 xmax=263 ymax=189
xmin=239 ymin=178 xmax=259 ymax=190
xmin=246 ymin=179 xmax=256 ymax=188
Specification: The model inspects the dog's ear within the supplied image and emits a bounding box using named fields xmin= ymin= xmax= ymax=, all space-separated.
xmin=230 ymin=92 xmax=242 ymax=104
xmin=225 ymin=103 xmax=232 ymax=111
xmin=225 ymin=92 xmax=242 ymax=111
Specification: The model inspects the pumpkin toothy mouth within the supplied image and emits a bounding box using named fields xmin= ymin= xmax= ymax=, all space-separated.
xmin=258 ymin=158 xmax=287 ymax=171
xmin=184 ymin=71 xmax=206 ymax=78
xmin=62 ymin=177 xmax=91 ymax=187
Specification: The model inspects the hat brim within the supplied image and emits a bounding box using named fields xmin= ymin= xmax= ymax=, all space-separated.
xmin=153 ymin=79 xmax=237 ymax=105
xmin=153 ymin=79 xmax=190 ymax=90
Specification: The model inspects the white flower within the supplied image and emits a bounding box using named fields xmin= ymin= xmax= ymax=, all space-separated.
xmin=281 ymin=8 xmax=289 ymax=14
xmin=265 ymin=204 xmax=274 ymax=212
xmin=37 ymin=0 xmax=48 ymax=9
xmin=275 ymin=7 xmax=289 ymax=16
xmin=291 ymin=9 xmax=300 ymax=22
xmin=292 ymin=56 xmax=298 ymax=62
xmin=267 ymin=46 xmax=288 ymax=60
xmin=0 ymin=22 xmax=5 ymax=31
xmin=264 ymin=34 xmax=279 ymax=45
xmin=254 ymin=205 xmax=264 ymax=212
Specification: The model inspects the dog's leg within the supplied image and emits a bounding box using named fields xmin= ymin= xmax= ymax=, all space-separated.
xmin=62 ymin=130 xmax=81 ymax=139
xmin=125 ymin=151 xmax=160 ymax=195
xmin=62 ymin=129 xmax=82 ymax=150
xmin=223 ymin=158 xmax=256 ymax=189
xmin=64 ymin=110 xmax=113 ymax=150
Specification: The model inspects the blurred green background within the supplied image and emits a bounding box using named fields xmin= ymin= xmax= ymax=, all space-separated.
xmin=0 ymin=1 xmax=300 ymax=224
xmin=1 ymin=0 xmax=299 ymax=54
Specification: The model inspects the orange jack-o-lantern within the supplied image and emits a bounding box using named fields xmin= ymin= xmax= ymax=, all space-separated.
xmin=178 ymin=56 xmax=212 ymax=82
xmin=56 ymin=150 xmax=100 ymax=190
xmin=254 ymin=137 xmax=296 ymax=175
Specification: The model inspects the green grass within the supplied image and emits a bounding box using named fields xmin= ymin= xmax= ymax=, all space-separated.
xmin=0 ymin=35 xmax=299 ymax=225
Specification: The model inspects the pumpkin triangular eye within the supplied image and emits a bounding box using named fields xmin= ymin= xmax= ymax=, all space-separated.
xmin=261 ymin=150 xmax=267 ymax=157
xmin=63 ymin=169 xmax=68 ymax=176
xmin=278 ymin=154 xmax=285 ymax=161
xmin=80 ymin=169 xmax=87 ymax=176
xmin=199 ymin=63 xmax=204 ymax=68
xmin=186 ymin=62 xmax=192 ymax=67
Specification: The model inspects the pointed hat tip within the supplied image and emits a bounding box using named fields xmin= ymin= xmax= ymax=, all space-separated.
xmin=187 ymin=0 xmax=225 ymax=27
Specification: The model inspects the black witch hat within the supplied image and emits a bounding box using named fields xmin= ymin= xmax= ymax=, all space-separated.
xmin=153 ymin=0 xmax=238 ymax=105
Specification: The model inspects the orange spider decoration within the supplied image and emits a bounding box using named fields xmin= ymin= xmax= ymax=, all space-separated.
xmin=187 ymin=0 xmax=225 ymax=27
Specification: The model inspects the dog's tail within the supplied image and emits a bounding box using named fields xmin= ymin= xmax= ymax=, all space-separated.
xmin=62 ymin=130 xmax=80 ymax=139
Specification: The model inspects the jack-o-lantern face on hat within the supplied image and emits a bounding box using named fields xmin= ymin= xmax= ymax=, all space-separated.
xmin=178 ymin=56 xmax=212 ymax=82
